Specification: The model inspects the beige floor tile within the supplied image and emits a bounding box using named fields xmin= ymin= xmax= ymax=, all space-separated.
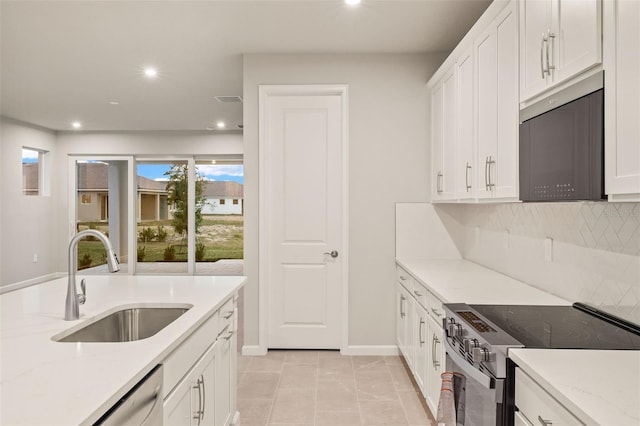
xmin=316 ymin=410 xmax=362 ymax=425
xmin=357 ymin=377 xmax=400 ymax=401
xmin=245 ymin=355 xmax=286 ymax=372
xmin=317 ymin=356 xmax=355 ymax=381
xmin=359 ymin=400 xmax=409 ymax=425
xmin=318 ymin=349 xmax=344 ymax=358
xmin=269 ymin=388 xmax=316 ymax=424
xmin=238 ymin=372 xmax=280 ymax=399
xmin=278 ymin=364 xmax=318 ymax=389
xmin=388 ymin=365 xmax=417 ymax=392
xmin=283 ymin=350 xmax=320 ymax=365
xmin=316 ymin=380 xmax=359 ymax=411
xmin=237 ymin=398 xmax=273 ymax=424
xmin=384 ymin=356 xmax=405 ymax=366
xmin=352 ymin=356 xmax=388 ymax=371
xmin=397 ymin=391 xmax=436 ymax=426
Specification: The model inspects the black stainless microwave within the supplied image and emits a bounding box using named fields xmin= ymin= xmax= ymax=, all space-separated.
xmin=519 ymin=78 xmax=605 ymax=202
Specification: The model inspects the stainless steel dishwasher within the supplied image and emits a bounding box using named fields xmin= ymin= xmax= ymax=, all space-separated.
xmin=95 ymin=365 xmax=163 ymax=425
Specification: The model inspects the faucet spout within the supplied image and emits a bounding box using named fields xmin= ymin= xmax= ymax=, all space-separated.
xmin=65 ymin=229 xmax=120 ymax=321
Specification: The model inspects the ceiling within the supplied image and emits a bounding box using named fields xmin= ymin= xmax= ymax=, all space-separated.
xmin=0 ymin=0 xmax=491 ymax=132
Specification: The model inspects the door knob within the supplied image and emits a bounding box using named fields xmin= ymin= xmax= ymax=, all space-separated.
xmin=323 ymin=250 xmax=339 ymax=258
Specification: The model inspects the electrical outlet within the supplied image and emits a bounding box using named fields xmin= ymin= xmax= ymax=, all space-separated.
xmin=544 ymin=237 xmax=553 ymax=262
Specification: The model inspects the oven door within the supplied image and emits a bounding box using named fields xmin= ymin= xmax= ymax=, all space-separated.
xmin=444 ymin=337 xmax=505 ymax=426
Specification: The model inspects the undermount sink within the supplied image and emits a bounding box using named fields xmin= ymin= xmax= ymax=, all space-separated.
xmin=53 ymin=304 xmax=192 ymax=343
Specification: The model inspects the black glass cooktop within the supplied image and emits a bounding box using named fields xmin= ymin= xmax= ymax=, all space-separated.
xmin=469 ymin=303 xmax=640 ymax=350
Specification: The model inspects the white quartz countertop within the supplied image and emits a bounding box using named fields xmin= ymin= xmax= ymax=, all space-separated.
xmin=0 ymin=274 xmax=246 ymax=426
xmin=510 ymin=348 xmax=640 ymax=425
xmin=395 ymin=258 xmax=569 ymax=305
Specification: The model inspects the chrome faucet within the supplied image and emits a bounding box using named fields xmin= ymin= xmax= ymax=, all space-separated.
xmin=65 ymin=229 xmax=120 ymax=320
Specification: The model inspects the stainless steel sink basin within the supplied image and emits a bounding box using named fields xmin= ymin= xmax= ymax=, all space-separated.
xmin=53 ymin=305 xmax=192 ymax=342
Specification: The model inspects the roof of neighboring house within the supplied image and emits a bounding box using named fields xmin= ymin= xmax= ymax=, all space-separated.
xmin=203 ymin=181 xmax=243 ymax=198
xmin=73 ymin=162 xmax=167 ymax=192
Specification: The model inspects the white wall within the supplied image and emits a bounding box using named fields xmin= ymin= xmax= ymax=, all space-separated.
xmin=243 ymin=53 xmax=447 ymax=349
xmin=1 ymin=117 xmax=58 ymax=285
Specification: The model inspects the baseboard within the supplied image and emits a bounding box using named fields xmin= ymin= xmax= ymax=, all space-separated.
xmin=0 ymin=272 xmax=65 ymax=294
xmin=241 ymin=345 xmax=267 ymax=356
xmin=341 ymin=345 xmax=400 ymax=356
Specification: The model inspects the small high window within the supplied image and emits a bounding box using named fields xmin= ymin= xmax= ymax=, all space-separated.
xmin=220 ymin=199 xmax=226 ymax=205
xmin=233 ymin=199 xmax=239 ymax=205
xmin=22 ymin=147 xmax=49 ymax=196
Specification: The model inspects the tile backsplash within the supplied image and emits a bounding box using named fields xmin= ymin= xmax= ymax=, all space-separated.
xmin=435 ymin=202 xmax=640 ymax=325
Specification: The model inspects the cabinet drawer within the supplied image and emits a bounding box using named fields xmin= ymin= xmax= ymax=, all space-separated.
xmin=426 ymin=290 xmax=444 ymax=323
xmin=396 ymin=266 xmax=414 ymax=292
xmin=412 ymin=281 xmax=428 ymax=309
xmin=515 ymin=368 xmax=583 ymax=426
xmin=163 ymin=310 xmax=220 ymax=398
xmin=217 ymin=297 xmax=236 ymax=338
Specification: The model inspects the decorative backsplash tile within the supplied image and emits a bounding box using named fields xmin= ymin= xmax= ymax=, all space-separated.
xmin=435 ymin=202 xmax=640 ymax=325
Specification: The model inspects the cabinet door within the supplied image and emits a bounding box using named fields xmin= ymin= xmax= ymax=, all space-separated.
xmin=425 ymin=315 xmax=445 ymax=416
xmin=553 ymin=0 xmax=601 ymax=85
xmin=456 ymin=48 xmax=476 ymax=200
xmin=520 ymin=0 xmax=553 ymax=101
xmin=431 ymin=68 xmax=457 ymax=201
xmin=164 ymin=341 xmax=217 ymax=426
xmin=215 ymin=319 xmax=236 ymax=426
xmin=398 ymin=284 xmax=415 ymax=368
xmin=413 ymin=304 xmax=428 ymax=394
xmin=604 ymin=0 xmax=640 ymax=199
xmin=476 ymin=2 xmax=519 ymax=200
xmin=396 ymin=285 xmax=407 ymax=359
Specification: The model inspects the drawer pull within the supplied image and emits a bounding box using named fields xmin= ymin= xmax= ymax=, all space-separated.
xmin=399 ymin=275 xmax=407 ymax=281
xmin=414 ymin=290 xmax=423 ymax=297
xmin=431 ymin=308 xmax=442 ymax=318
xmin=217 ymin=323 xmax=230 ymax=338
xmin=538 ymin=416 xmax=552 ymax=426
xmin=223 ymin=310 xmax=234 ymax=320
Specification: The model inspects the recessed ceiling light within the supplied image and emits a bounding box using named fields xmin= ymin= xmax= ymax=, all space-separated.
xmin=71 ymin=121 xmax=82 ymax=129
xmin=109 ymin=101 xmax=119 ymax=105
xmin=144 ymin=67 xmax=158 ymax=78
xmin=216 ymin=121 xmax=226 ymax=129
xmin=211 ymin=160 xmax=217 ymax=165
xmin=345 ymin=0 xmax=361 ymax=5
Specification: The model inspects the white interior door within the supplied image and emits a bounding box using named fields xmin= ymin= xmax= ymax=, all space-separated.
xmin=261 ymin=86 xmax=346 ymax=349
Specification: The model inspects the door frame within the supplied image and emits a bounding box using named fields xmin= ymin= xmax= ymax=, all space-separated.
xmin=258 ymin=84 xmax=349 ymax=355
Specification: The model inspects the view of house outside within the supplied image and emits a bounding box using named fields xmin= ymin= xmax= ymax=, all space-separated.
xmin=71 ymin=160 xmax=243 ymax=272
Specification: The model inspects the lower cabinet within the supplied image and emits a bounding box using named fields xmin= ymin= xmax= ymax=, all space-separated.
xmin=164 ymin=341 xmax=218 ymax=425
xmin=396 ymin=265 xmax=446 ymax=419
xmin=163 ymin=294 xmax=238 ymax=426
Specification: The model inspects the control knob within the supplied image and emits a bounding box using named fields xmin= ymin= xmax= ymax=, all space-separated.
xmin=472 ymin=346 xmax=491 ymax=363
xmin=463 ymin=338 xmax=480 ymax=353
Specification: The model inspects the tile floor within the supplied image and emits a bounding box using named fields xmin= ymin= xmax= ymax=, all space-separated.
xmin=237 ymin=350 xmax=437 ymax=426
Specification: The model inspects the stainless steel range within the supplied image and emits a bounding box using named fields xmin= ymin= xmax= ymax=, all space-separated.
xmin=442 ymin=302 xmax=640 ymax=426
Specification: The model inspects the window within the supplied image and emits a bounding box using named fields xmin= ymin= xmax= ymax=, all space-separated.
xmin=81 ymin=194 xmax=92 ymax=204
xmin=233 ymin=199 xmax=239 ymax=205
xmin=220 ymin=199 xmax=226 ymax=205
xmin=22 ymin=147 xmax=49 ymax=196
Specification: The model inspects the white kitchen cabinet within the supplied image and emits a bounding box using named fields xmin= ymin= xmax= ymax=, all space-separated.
xmin=425 ymin=301 xmax=445 ymax=415
xmin=515 ymin=367 xmax=582 ymax=425
xmin=431 ymin=66 xmax=457 ymax=201
xmin=165 ymin=340 xmax=218 ymax=426
xmin=604 ymin=0 xmax=640 ymax=201
xmin=397 ymin=277 xmax=415 ymax=368
xmin=519 ymin=0 xmax=602 ymax=103
xmin=413 ymin=302 xmax=428 ymax=393
xmin=455 ymin=47 xmax=476 ymax=200
xmin=215 ymin=300 xmax=237 ymax=426
xmin=476 ymin=1 xmax=519 ymax=200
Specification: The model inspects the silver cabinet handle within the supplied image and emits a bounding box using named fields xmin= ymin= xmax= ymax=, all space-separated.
xmin=201 ymin=375 xmax=206 ymax=422
xmin=436 ymin=172 xmax=443 ymax=193
xmin=419 ymin=319 xmax=425 ymax=347
xmin=538 ymin=415 xmax=552 ymax=426
xmin=546 ymin=29 xmax=555 ymax=75
xmin=400 ymin=295 xmax=405 ymax=319
xmin=399 ymin=275 xmax=407 ymax=281
xmin=433 ymin=335 xmax=441 ymax=367
xmin=223 ymin=329 xmax=236 ymax=341
xmin=540 ymin=33 xmax=547 ymax=78
xmin=193 ymin=375 xmax=204 ymax=424
xmin=323 ymin=250 xmax=339 ymax=258
xmin=486 ymin=156 xmax=496 ymax=190
xmin=223 ymin=310 xmax=234 ymax=320
xmin=414 ymin=290 xmax=423 ymax=297
xmin=465 ymin=162 xmax=472 ymax=191
xmin=431 ymin=308 xmax=442 ymax=318
xmin=484 ymin=157 xmax=490 ymax=190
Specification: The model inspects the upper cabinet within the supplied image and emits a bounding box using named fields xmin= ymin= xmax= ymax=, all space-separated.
xmin=475 ymin=2 xmax=519 ymax=200
xmin=604 ymin=0 xmax=640 ymax=201
xmin=428 ymin=0 xmax=519 ymax=203
xmin=519 ymin=0 xmax=602 ymax=103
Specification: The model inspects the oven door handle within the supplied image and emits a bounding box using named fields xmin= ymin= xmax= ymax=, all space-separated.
xmin=444 ymin=337 xmax=496 ymax=391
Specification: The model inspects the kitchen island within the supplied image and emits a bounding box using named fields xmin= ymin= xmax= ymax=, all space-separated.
xmin=0 ymin=274 xmax=245 ymax=425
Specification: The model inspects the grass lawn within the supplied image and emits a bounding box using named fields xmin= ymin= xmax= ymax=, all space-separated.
xmin=77 ymin=215 xmax=243 ymax=269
